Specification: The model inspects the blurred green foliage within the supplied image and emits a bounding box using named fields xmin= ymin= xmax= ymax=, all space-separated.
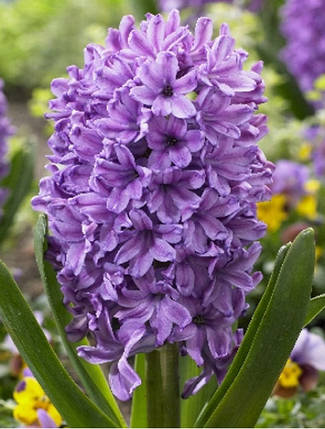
xmin=0 ymin=0 xmax=127 ymax=91
xmin=257 ymin=385 xmax=325 ymax=427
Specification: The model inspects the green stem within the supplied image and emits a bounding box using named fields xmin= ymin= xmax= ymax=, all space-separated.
xmin=161 ymin=343 xmax=180 ymax=428
xmin=146 ymin=350 xmax=164 ymax=428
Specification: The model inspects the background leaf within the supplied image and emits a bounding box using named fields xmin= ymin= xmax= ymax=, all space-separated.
xmin=304 ymin=294 xmax=325 ymax=326
xmin=0 ymin=146 xmax=34 ymax=246
xmin=130 ymin=353 xmax=148 ymax=428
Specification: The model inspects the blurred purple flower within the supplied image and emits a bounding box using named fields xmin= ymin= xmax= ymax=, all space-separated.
xmin=0 ymin=79 xmax=13 ymax=211
xmin=281 ymin=0 xmax=325 ymax=98
xmin=304 ymin=125 xmax=325 ymax=179
xmin=271 ymin=160 xmax=309 ymax=207
xmin=32 ymin=11 xmax=273 ymax=400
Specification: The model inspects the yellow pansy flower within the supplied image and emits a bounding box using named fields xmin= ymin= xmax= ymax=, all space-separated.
xmin=278 ymin=358 xmax=302 ymax=388
xmin=257 ymin=194 xmax=288 ymax=232
xmin=13 ymin=374 xmax=62 ymax=427
xmin=13 ymin=402 xmax=38 ymax=426
xmin=316 ymin=246 xmax=323 ymax=261
xmin=296 ymin=194 xmax=317 ymax=219
xmin=298 ymin=143 xmax=312 ymax=161
xmin=305 ymin=179 xmax=320 ymax=194
xmin=13 ymin=377 xmax=46 ymax=406
xmin=47 ymin=403 xmax=63 ymax=427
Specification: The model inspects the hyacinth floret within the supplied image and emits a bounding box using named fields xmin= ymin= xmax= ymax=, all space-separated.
xmin=281 ymin=0 xmax=325 ymax=96
xmin=0 ymin=79 xmax=13 ymax=211
xmin=32 ymin=10 xmax=273 ymax=401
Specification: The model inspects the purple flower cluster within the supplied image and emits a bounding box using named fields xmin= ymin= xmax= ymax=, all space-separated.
xmin=0 ymin=79 xmax=12 ymax=210
xmin=32 ymin=10 xmax=273 ymax=400
xmin=281 ymin=0 xmax=325 ymax=95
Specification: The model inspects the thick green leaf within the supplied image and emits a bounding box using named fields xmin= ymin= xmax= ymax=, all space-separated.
xmin=130 ymin=354 xmax=148 ymax=428
xmin=0 ymin=260 xmax=116 ymax=428
xmin=204 ymin=228 xmax=315 ymax=428
xmin=180 ymin=355 xmax=217 ymax=428
xmin=195 ymin=243 xmax=291 ymax=427
xmin=304 ymin=294 xmax=325 ymax=326
xmin=34 ymin=214 xmax=125 ymax=427
xmin=0 ymin=147 xmax=34 ymax=245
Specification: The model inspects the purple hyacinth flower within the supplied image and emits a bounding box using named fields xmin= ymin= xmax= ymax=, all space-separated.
xmin=96 ymin=87 xmax=151 ymax=144
xmin=116 ymin=269 xmax=192 ymax=345
xmin=148 ymin=167 xmax=205 ymax=223
xmin=147 ymin=115 xmax=203 ymax=168
xmin=131 ymin=52 xmax=197 ymax=118
xmin=32 ymin=10 xmax=272 ymax=401
xmin=115 ymin=209 xmax=182 ymax=277
xmin=91 ymin=145 xmax=152 ymax=213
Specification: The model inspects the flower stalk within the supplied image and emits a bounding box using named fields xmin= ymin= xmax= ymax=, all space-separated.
xmin=161 ymin=343 xmax=180 ymax=428
xmin=146 ymin=350 xmax=164 ymax=428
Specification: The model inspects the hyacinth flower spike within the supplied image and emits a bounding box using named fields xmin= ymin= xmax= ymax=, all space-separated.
xmin=0 ymin=7 xmax=318 ymax=429
xmin=31 ymin=9 xmax=273 ymax=405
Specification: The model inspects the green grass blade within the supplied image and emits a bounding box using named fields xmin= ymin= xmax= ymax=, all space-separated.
xmin=0 ymin=259 xmax=117 ymax=428
xmin=130 ymin=353 xmax=148 ymax=428
xmin=34 ymin=214 xmax=125 ymax=427
xmin=0 ymin=147 xmax=34 ymax=245
xmin=204 ymin=228 xmax=315 ymax=428
xmin=304 ymin=294 xmax=325 ymax=326
xmin=195 ymin=242 xmax=291 ymax=427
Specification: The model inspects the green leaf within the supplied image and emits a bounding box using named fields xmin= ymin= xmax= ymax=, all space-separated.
xmin=195 ymin=242 xmax=291 ymax=428
xmin=180 ymin=355 xmax=217 ymax=428
xmin=304 ymin=294 xmax=325 ymax=326
xmin=204 ymin=228 xmax=315 ymax=428
xmin=0 ymin=259 xmax=117 ymax=428
xmin=130 ymin=354 xmax=148 ymax=428
xmin=0 ymin=147 xmax=34 ymax=245
xmin=34 ymin=214 xmax=125 ymax=427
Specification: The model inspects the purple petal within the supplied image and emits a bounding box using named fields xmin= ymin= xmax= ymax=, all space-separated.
xmin=171 ymin=96 xmax=196 ymax=119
